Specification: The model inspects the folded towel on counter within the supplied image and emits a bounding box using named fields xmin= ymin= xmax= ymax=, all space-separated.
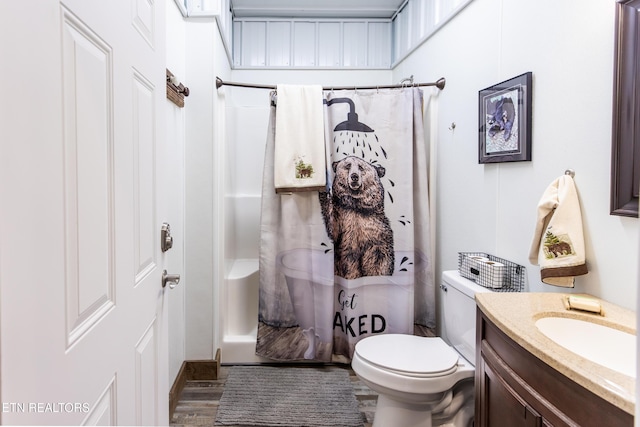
xmin=274 ymin=84 xmax=326 ymax=193
xmin=528 ymin=174 xmax=588 ymax=287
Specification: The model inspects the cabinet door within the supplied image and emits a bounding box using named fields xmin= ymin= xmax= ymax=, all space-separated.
xmin=482 ymin=360 xmax=542 ymax=427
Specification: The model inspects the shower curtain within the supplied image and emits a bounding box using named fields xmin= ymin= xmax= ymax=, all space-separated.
xmin=256 ymin=87 xmax=435 ymax=362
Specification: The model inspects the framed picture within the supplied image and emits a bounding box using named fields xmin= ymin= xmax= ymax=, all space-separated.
xmin=478 ymin=72 xmax=532 ymax=163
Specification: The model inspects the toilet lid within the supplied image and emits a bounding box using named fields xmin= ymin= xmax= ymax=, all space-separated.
xmin=354 ymin=335 xmax=460 ymax=377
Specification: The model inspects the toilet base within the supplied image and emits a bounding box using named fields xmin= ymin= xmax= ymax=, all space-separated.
xmin=372 ymin=393 xmax=444 ymax=427
xmin=371 ymin=379 xmax=475 ymax=427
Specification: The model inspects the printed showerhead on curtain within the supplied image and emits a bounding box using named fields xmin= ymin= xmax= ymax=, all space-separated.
xmin=257 ymin=87 xmax=435 ymax=362
xmin=320 ymin=97 xmax=395 ymax=281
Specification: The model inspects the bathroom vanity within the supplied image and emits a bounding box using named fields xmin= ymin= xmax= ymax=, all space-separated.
xmin=475 ymin=293 xmax=635 ymax=427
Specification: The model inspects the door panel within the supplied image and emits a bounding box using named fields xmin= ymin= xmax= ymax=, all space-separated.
xmin=61 ymin=6 xmax=117 ymax=349
xmin=83 ymin=378 xmax=117 ymax=426
xmin=133 ymin=70 xmax=158 ymax=285
xmin=135 ymin=319 xmax=158 ymax=426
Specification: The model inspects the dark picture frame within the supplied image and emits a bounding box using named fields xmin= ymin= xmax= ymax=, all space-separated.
xmin=478 ymin=72 xmax=532 ymax=163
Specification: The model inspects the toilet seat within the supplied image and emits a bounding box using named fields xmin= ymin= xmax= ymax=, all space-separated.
xmin=354 ymin=334 xmax=460 ymax=378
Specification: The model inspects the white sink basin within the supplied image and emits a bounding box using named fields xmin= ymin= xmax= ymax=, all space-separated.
xmin=535 ymin=316 xmax=636 ymax=378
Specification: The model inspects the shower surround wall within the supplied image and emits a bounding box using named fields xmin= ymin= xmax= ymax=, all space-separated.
xmin=219 ymin=95 xmax=266 ymax=363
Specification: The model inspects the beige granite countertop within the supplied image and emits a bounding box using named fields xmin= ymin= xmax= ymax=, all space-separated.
xmin=475 ymin=292 xmax=636 ymax=415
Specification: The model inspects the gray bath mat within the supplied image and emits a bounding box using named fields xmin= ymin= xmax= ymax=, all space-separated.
xmin=214 ymin=365 xmax=365 ymax=426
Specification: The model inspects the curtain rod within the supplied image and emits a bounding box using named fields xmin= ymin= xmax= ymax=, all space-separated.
xmin=215 ymin=76 xmax=446 ymax=91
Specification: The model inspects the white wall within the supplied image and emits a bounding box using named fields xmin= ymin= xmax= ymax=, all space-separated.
xmin=181 ymin=16 xmax=232 ymax=361
xmin=393 ymin=0 xmax=639 ymax=309
xmin=165 ymin=1 xmax=188 ymax=383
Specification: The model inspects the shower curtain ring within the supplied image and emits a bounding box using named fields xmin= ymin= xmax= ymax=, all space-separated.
xmin=400 ymin=75 xmax=414 ymax=89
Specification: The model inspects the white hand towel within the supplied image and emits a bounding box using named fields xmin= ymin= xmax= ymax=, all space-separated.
xmin=274 ymin=84 xmax=326 ymax=193
xmin=528 ymin=174 xmax=588 ymax=287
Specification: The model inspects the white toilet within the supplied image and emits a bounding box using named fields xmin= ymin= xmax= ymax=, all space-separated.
xmin=351 ymin=270 xmax=493 ymax=427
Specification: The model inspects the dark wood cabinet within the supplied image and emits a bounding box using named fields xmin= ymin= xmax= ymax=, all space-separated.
xmin=475 ymin=308 xmax=633 ymax=427
xmin=481 ymin=355 xmax=543 ymax=427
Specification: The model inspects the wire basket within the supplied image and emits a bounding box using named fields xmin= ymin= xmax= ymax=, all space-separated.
xmin=458 ymin=252 xmax=525 ymax=292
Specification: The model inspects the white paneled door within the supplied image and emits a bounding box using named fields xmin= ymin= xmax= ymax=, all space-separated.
xmin=0 ymin=0 xmax=169 ymax=425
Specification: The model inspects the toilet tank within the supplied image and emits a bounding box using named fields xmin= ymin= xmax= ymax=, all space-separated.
xmin=440 ymin=270 xmax=493 ymax=366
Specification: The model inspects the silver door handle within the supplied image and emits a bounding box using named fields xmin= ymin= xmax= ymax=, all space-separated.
xmin=162 ymin=270 xmax=180 ymax=289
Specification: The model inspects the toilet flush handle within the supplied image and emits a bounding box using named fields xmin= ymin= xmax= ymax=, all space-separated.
xmin=440 ymin=284 xmax=448 ymax=292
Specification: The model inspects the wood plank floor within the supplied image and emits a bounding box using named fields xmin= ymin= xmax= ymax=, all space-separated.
xmin=170 ymin=326 xmax=435 ymax=427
